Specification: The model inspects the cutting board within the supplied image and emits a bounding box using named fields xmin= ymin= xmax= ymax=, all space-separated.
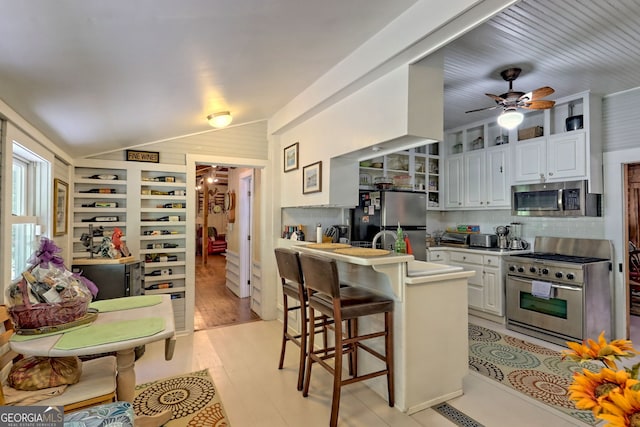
xmin=72 ymin=256 xmax=137 ymax=265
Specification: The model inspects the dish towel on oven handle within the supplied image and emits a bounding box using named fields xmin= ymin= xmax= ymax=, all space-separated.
xmin=532 ymin=280 xmax=553 ymax=299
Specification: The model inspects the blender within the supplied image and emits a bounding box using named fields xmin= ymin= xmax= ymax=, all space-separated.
xmin=496 ymin=225 xmax=509 ymax=249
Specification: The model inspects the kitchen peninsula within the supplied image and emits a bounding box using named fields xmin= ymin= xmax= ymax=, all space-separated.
xmin=291 ymin=242 xmax=475 ymax=414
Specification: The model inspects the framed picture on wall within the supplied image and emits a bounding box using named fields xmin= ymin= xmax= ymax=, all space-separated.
xmin=302 ymin=161 xmax=322 ymax=194
xmin=284 ymin=142 xmax=299 ymax=172
xmin=53 ymin=178 xmax=69 ymax=236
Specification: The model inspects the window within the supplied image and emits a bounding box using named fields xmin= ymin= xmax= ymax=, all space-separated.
xmin=10 ymin=142 xmax=50 ymax=281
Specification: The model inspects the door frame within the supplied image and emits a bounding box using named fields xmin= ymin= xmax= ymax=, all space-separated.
xmin=238 ymin=169 xmax=253 ymax=298
xmin=604 ymin=148 xmax=640 ymax=339
xmin=185 ymin=154 xmax=268 ymax=333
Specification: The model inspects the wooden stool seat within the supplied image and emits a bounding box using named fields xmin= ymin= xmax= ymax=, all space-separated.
xmin=299 ymin=253 xmax=395 ymax=427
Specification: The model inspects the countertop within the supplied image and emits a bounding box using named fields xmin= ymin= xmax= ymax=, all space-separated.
xmin=294 ymin=243 xmax=413 ymax=266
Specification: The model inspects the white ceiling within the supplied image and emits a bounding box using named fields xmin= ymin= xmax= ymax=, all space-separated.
xmin=0 ymin=0 xmax=418 ymax=156
xmin=1 ymin=0 xmax=640 ymax=157
xmin=443 ymin=0 xmax=640 ymax=129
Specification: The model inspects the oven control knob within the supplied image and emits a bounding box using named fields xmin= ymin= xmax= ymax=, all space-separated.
xmin=509 ymin=265 xmax=516 ymax=272
xmin=529 ymin=267 xmax=537 ymax=273
xmin=517 ymin=267 xmax=525 ymax=273
xmin=555 ymin=272 xmax=563 ymax=279
xmin=566 ymin=273 xmax=575 ymax=280
xmin=541 ymin=268 xmax=549 ymax=275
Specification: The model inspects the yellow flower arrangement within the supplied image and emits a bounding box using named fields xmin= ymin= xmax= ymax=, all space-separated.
xmin=563 ymin=331 xmax=640 ymax=426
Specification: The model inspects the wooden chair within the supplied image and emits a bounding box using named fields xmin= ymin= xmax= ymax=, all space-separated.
xmin=299 ymin=253 xmax=395 ymax=427
xmin=0 ymin=305 xmax=117 ymax=412
xmin=630 ymin=241 xmax=640 ymax=282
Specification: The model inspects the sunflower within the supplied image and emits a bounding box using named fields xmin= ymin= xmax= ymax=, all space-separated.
xmin=598 ymin=388 xmax=640 ymax=427
xmin=563 ymin=331 xmax=638 ymax=369
xmin=568 ymin=368 xmax=639 ymax=415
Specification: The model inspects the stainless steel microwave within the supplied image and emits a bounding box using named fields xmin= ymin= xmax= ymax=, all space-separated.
xmin=511 ymin=180 xmax=601 ymax=217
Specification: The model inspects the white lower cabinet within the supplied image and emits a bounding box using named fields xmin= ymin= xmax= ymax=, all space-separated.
xmin=427 ymin=248 xmax=450 ymax=264
xmin=448 ymin=251 xmax=504 ymax=316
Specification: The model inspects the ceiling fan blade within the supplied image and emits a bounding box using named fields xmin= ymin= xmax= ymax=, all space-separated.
xmin=465 ymin=105 xmax=499 ymax=114
xmin=485 ymin=93 xmax=505 ymax=103
xmin=519 ymin=86 xmax=555 ymax=102
xmin=521 ymin=100 xmax=556 ymax=110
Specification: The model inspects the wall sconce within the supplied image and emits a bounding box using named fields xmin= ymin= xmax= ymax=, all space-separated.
xmin=497 ymin=108 xmax=524 ymax=130
xmin=207 ymin=111 xmax=232 ymax=128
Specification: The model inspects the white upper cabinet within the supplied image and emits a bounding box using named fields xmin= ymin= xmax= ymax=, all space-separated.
xmin=444 ymin=154 xmax=464 ymax=209
xmin=511 ymin=91 xmax=602 ymax=192
xmin=443 ymin=120 xmax=511 ymax=210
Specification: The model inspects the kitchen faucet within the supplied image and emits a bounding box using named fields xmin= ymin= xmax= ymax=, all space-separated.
xmin=372 ymin=230 xmax=398 ymax=250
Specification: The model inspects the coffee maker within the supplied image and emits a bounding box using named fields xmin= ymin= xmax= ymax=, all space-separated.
xmin=496 ymin=225 xmax=510 ymax=249
xmin=508 ymin=222 xmax=529 ymax=250
xmin=331 ymin=225 xmax=351 ymax=244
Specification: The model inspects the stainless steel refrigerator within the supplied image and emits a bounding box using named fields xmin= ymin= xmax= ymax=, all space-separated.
xmin=350 ymin=191 xmax=427 ymax=261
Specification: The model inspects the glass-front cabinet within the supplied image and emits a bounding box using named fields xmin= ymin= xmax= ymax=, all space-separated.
xmin=359 ymin=142 xmax=440 ymax=209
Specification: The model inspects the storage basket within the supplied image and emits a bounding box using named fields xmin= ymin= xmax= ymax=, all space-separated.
xmin=518 ymin=126 xmax=543 ymax=140
xmin=9 ymin=299 xmax=90 ymax=330
xmin=8 ymin=278 xmax=90 ymax=330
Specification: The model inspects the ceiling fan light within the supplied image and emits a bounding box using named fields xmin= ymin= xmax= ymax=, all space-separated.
xmin=497 ymin=110 xmax=524 ymax=129
xmin=207 ymin=111 xmax=232 ymax=128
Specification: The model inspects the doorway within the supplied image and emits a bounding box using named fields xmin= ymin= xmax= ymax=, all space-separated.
xmin=193 ymin=164 xmax=259 ymax=330
xmin=626 ymin=163 xmax=640 ymax=341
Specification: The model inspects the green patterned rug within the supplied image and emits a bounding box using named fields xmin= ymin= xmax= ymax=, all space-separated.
xmin=468 ymin=324 xmax=599 ymax=426
xmin=133 ymin=369 xmax=230 ymax=426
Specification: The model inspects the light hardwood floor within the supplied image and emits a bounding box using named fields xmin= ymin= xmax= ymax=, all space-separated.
xmin=194 ymin=254 xmax=259 ymax=330
xmin=135 ymin=315 xmax=590 ymax=427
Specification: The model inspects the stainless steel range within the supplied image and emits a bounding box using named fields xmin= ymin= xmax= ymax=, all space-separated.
xmin=505 ymin=236 xmax=613 ymax=346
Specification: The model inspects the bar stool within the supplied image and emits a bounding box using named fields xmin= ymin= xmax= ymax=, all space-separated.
xmin=275 ymin=248 xmax=354 ymax=392
xmin=274 ymin=248 xmax=311 ymax=391
xmin=299 ymin=252 xmax=395 ymax=427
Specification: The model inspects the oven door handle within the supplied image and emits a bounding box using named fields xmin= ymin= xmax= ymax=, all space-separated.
xmin=509 ymin=275 xmax=581 ymax=292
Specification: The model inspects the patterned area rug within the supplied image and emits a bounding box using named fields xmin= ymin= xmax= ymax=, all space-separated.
xmin=468 ymin=324 xmax=599 ymax=426
xmin=133 ymin=369 xmax=230 ymax=426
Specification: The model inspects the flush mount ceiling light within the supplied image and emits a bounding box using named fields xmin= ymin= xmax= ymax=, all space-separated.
xmin=497 ymin=108 xmax=524 ymax=130
xmin=207 ymin=111 xmax=232 ymax=128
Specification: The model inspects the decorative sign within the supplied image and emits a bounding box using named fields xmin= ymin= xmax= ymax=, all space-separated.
xmin=126 ymin=150 xmax=160 ymax=163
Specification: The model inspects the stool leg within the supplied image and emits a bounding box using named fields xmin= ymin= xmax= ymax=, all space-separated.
xmin=278 ymin=294 xmax=289 ymax=370
xmin=330 ymin=312 xmax=343 ymax=427
xmin=322 ymin=315 xmax=329 ymax=356
xmin=297 ymin=302 xmax=308 ymax=391
xmin=349 ymin=319 xmax=358 ymax=376
xmin=385 ymin=311 xmax=395 ymax=407
xmin=302 ymin=307 xmax=316 ymax=398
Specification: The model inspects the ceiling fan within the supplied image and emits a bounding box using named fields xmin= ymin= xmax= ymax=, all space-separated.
xmin=465 ymin=67 xmax=555 ymax=129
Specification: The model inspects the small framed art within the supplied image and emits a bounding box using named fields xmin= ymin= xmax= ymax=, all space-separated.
xmin=284 ymin=142 xmax=299 ymax=172
xmin=302 ymin=161 xmax=322 ymax=194
xmin=53 ymin=178 xmax=69 ymax=236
